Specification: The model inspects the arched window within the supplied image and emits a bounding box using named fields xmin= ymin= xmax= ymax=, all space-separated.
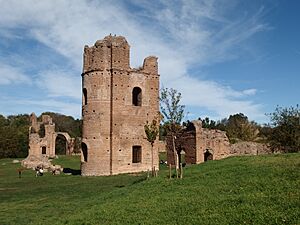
xmin=81 ymin=142 xmax=88 ymax=162
xmin=83 ymin=88 xmax=87 ymax=105
xmin=132 ymin=87 xmax=142 ymax=106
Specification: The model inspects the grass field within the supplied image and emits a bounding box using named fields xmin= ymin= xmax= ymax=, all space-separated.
xmin=0 ymin=153 xmax=299 ymax=225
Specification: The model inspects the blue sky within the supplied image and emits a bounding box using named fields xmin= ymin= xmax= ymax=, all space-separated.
xmin=0 ymin=0 xmax=299 ymax=124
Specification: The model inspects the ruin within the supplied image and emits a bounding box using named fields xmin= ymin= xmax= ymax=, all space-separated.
xmin=166 ymin=120 xmax=272 ymax=166
xmin=166 ymin=120 xmax=231 ymax=166
xmin=81 ymin=35 xmax=160 ymax=176
xmin=22 ymin=113 xmax=75 ymax=170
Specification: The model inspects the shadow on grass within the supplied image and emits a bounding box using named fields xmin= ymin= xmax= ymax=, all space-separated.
xmin=63 ymin=168 xmax=81 ymax=175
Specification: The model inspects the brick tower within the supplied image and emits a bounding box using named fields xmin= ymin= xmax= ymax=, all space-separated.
xmin=81 ymin=35 xmax=160 ymax=176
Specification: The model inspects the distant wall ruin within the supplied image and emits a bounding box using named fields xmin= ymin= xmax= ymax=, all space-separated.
xmin=166 ymin=120 xmax=231 ymax=165
xmin=166 ymin=120 xmax=271 ymax=166
xmin=22 ymin=113 xmax=75 ymax=169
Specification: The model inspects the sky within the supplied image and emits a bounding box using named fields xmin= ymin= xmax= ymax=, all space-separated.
xmin=0 ymin=0 xmax=299 ymax=124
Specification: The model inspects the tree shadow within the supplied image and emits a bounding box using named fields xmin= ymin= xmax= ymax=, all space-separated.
xmin=63 ymin=168 xmax=81 ymax=175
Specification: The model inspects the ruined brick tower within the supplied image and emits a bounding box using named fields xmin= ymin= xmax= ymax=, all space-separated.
xmin=81 ymin=35 xmax=160 ymax=176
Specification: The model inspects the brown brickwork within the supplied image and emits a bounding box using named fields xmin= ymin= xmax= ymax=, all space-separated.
xmin=22 ymin=113 xmax=75 ymax=169
xmin=81 ymin=35 xmax=160 ymax=176
xmin=166 ymin=120 xmax=231 ymax=166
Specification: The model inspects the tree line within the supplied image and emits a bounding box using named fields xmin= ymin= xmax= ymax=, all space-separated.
xmin=0 ymin=90 xmax=299 ymax=158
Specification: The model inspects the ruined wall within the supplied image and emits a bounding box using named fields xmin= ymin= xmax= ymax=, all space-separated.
xmin=81 ymin=35 xmax=160 ymax=176
xmin=166 ymin=120 xmax=272 ymax=166
xmin=166 ymin=120 xmax=230 ymax=166
xmin=230 ymin=141 xmax=271 ymax=156
xmin=24 ymin=113 xmax=75 ymax=161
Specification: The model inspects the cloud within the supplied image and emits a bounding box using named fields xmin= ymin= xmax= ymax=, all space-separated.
xmin=243 ymin=89 xmax=257 ymax=96
xmin=0 ymin=0 xmax=269 ymax=121
xmin=169 ymin=76 xmax=264 ymax=119
xmin=0 ymin=62 xmax=31 ymax=85
xmin=36 ymin=70 xmax=81 ymax=99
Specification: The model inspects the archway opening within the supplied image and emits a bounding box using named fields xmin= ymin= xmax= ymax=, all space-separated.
xmin=81 ymin=143 xmax=88 ymax=162
xmin=132 ymin=87 xmax=142 ymax=106
xmin=83 ymin=88 xmax=87 ymax=105
xmin=42 ymin=146 xmax=46 ymax=155
xmin=204 ymin=150 xmax=213 ymax=162
xmin=55 ymin=134 xmax=67 ymax=155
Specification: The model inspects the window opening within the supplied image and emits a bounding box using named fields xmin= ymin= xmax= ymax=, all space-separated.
xmin=132 ymin=146 xmax=142 ymax=163
xmin=83 ymin=88 xmax=87 ymax=105
xmin=81 ymin=143 xmax=88 ymax=162
xmin=132 ymin=87 xmax=142 ymax=106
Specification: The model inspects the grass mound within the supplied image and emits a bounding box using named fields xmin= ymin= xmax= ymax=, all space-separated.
xmin=0 ymin=154 xmax=299 ymax=225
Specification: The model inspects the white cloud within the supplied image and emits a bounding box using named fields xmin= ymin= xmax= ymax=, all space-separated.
xmin=0 ymin=0 xmax=269 ymax=120
xmin=0 ymin=62 xmax=31 ymax=85
xmin=243 ymin=89 xmax=257 ymax=96
xmin=36 ymin=70 xmax=81 ymax=99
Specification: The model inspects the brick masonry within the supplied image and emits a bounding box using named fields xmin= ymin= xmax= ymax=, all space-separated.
xmin=81 ymin=35 xmax=160 ymax=176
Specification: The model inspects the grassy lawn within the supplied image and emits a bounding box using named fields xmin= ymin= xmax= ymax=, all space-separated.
xmin=0 ymin=153 xmax=299 ymax=225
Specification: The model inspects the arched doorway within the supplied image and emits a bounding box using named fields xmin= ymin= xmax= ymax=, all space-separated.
xmin=204 ymin=149 xmax=213 ymax=161
xmin=81 ymin=142 xmax=88 ymax=162
xmin=55 ymin=134 xmax=67 ymax=155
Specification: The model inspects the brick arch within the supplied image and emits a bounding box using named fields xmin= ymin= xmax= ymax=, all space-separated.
xmin=204 ymin=149 xmax=214 ymax=161
xmin=54 ymin=132 xmax=75 ymax=155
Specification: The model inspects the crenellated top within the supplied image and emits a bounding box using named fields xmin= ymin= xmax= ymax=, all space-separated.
xmin=82 ymin=35 xmax=158 ymax=77
xmin=83 ymin=35 xmax=130 ymax=73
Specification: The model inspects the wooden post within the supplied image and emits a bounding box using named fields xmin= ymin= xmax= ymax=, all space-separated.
xmin=169 ymin=164 xmax=172 ymax=179
xmin=180 ymin=163 xmax=183 ymax=179
xmin=147 ymin=169 xmax=150 ymax=179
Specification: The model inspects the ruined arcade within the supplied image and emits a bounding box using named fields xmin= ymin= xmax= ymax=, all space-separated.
xmin=81 ymin=35 xmax=160 ymax=176
xmin=22 ymin=113 xmax=75 ymax=169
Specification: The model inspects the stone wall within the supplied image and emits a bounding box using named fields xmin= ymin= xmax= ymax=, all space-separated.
xmin=81 ymin=35 xmax=160 ymax=176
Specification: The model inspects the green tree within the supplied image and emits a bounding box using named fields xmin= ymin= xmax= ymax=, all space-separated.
xmin=267 ymin=105 xmax=300 ymax=152
xmin=225 ymin=113 xmax=259 ymax=143
xmin=0 ymin=114 xmax=30 ymax=158
xmin=160 ymin=88 xmax=185 ymax=177
xmin=144 ymin=116 xmax=160 ymax=176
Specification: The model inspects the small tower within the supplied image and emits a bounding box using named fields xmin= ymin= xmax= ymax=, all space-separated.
xmin=81 ymin=35 xmax=160 ymax=176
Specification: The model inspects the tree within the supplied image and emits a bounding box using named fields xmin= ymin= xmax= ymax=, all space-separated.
xmin=144 ymin=116 xmax=160 ymax=176
xmin=0 ymin=114 xmax=30 ymax=158
xmin=225 ymin=113 xmax=259 ymax=143
xmin=267 ymin=105 xmax=300 ymax=153
xmin=160 ymin=88 xmax=185 ymax=177
xmin=160 ymin=88 xmax=185 ymax=131
xmin=200 ymin=117 xmax=217 ymax=129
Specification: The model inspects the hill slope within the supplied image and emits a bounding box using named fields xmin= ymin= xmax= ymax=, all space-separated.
xmin=0 ymin=154 xmax=299 ymax=225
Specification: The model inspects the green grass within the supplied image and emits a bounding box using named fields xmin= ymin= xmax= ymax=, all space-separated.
xmin=0 ymin=154 xmax=299 ymax=225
